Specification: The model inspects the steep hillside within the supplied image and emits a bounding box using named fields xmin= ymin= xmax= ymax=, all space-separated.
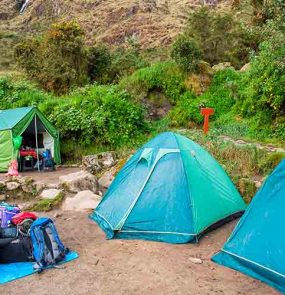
xmin=0 ymin=0 xmax=233 ymax=69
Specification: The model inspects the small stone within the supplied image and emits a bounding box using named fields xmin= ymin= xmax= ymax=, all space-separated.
xmin=189 ymin=257 xmax=203 ymax=264
xmin=0 ymin=181 xmax=5 ymax=188
xmin=53 ymin=213 xmax=62 ymax=218
xmin=46 ymin=183 xmax=60 ymax=189
xmin=212 ymin=62 xmax=234 ymax=73
xmin=254 ymin=181 xmax=262 ymax=188
xmin=6 ymin=182 xmax=20 ymax=191
xmin=18 ymin=176 xmax=33 ymax=185
xmin=40 ymin=189 xmax=63 ymax=200
xmin=239 ymin=62 xmax=251 ymax=72
xmin=21 ymin=184 xmax=35 ymax=193
xmin=34 ymin=181 xmax=46 ymax=192
xmin=0 ymin=195 xmax=5 ymax=201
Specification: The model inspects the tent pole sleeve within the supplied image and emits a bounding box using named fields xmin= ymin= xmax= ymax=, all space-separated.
xmin=35 ymin=115 xmax=40 ymax=172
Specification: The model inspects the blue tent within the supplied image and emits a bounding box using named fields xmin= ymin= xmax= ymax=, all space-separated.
xmin=90 ymin=132 xmax=246 ymax=244
xmin=212 ymin=159 xmax=285 ymax=294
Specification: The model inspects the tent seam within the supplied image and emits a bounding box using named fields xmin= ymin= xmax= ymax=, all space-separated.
xmin=220 ymin=249 xmax=285 ymax=279
xmin=173 ymin=133 xmax=196 ymax=235
xmin=119 ymin=230 xmax=196 ymax=236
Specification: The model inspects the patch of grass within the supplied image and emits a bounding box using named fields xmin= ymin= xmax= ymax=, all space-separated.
xmin=236 ymin=178 xmax=257 ymax=204
xmin=259 ymin=152 xmax=285 ymax=175
xmin=30 ymin=193 xmax=64 ymax=212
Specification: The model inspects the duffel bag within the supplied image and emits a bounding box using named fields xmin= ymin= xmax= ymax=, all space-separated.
xmin=0 ymin=237 xmax=34 ymax=263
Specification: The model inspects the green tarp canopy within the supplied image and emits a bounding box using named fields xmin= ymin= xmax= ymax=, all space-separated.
xmin=0 ymin=107 xmax=61 ymax=172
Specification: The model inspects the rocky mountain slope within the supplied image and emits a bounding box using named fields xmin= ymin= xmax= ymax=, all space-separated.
xmin=1 ymin=0 xmax=232 ymax=49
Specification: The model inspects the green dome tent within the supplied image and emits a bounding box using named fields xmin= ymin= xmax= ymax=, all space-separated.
xmin=0 ymin=107 xmax=61 ymax=172
xmin=90 ymin=132 xmax=246 ymax=244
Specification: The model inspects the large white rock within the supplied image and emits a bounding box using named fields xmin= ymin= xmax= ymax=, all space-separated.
xmin=41 ymin=189 xmax=63 ymax=200
xmin=212 ymin=62 xmax=234 ymax=73
xmin=59 ymin=170 xmax=98 ymax=193
xmin=6 ymin=182 xmax=20 ymax=191
xmin=62 ymin=190 xmax=101 ymax=211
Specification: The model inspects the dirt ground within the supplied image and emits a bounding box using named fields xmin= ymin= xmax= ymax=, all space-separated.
xmin=1 ymin=210 xmax=279 ymax=295
xmin=0 ymin=167 xmax=81 ymax=184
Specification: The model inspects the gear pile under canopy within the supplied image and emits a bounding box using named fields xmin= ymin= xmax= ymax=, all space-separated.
xmin=0 ymin=107 xmax=61 ymax=172
xmin=90 ymin=132 xmax=246 ymax=244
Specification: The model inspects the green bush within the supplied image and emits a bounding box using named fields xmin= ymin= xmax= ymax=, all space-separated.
xmin=87 ymin=44 xmax=112 ymax=83
xmin=119 ymin=62 xmax=186 ymax=104
xmin=0 ymin=76 xmax=49 ymax=109
xmin=171 ymin=35 xmax=202 ymax=73
xmin=109 ymin=47 xmax=148 ymax=81
xmin=0 ymin=77 xmax=149 ymax=155
xmin=168 ymin=92 xmax=204 ymax=127
xmin=200 ymin=69 xmax=242 ymax=118
xmin=46 ymin=84 xmax=149 ymax=146
xmin=235 ymin=39 xmax=285 ymax=140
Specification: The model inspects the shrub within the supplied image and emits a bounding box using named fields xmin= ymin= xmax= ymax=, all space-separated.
xmin=119 ymin=62 xmax=186 ymax=104
xmin=239 ymin=40 xmax=285 ymax=118
xmin=87 ymin=44 xmax=112 ymax=83
xmin=46 ymin=85 xmax=149 ymax=146
xmin=235 ymin=38 xmax=285 ymax=139
xmin=199 ymin=69 xmax=242 ymax=118
xmin=168 ymin=92 xmax=204 ymax=127
xmin=15 ymin=21 xmax=88 ymax=94
xmin=171 ymin=35 xmax=202 ymax=73
xmin=109 ymin=47 xmax=148 ymax=81
xmin=0 ymin=76 xmax=49 ymax=109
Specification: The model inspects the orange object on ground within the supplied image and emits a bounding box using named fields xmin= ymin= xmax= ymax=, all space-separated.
xmin=201 ymin=107 xmax=215 ymax=134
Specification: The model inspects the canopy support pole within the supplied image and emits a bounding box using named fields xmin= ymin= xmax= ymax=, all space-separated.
xmin=34 ymin=115 xmax=40 ymax=172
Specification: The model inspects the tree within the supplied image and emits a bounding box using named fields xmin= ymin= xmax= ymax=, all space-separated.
xmin=185 ymin=7 xmax=253 ymax=67
xmin=171 ymin=35 xmax=202 ymax=73
xmin=15 ymin=21 xmax=88 ymax=94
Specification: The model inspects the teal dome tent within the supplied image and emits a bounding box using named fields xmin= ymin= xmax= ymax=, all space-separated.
xmin=212 ymin=159 xmax=285 ymax=294
xmin=90 ymin=132 xmax=246 ymax=244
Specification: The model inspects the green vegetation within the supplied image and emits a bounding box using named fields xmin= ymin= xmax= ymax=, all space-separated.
xmin=1 ymin=2 xmax=285 ymax=202
xmin=15 ymin=21 xmax=88 ymax=94
xmin=170 ymin=35 xmax=202 ymax=73
xmin=14 ymin=21 xmax=148 ymax=94
xmin=0 ymin=76 xmax=149 ymax=161
xmin=119 ymin=62 xmax=186 ymax=104
xmin=185 ymin=7 xmax=257 ymax=68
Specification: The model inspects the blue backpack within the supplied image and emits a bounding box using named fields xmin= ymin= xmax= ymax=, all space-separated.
xmin=30 ymin=217 xmax=68 ymax=271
